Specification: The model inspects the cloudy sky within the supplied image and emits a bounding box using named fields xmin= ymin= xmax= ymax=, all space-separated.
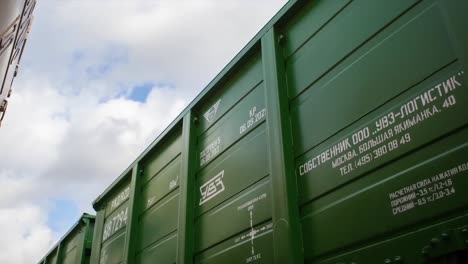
xmin=0 ymin=1 xmax=287 ymax=263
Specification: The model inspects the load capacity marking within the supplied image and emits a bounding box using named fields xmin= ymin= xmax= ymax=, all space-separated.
xmin=146 ymin=175 xmax=178 ymax=209
xmin=298 ymin=71 xmax=464 ymax=177
xmin=389 ymin=161 xmax=468 ymax=215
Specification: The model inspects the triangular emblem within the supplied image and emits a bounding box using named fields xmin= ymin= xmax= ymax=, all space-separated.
xmin=203 ymin=100 xmax=221 ymax=123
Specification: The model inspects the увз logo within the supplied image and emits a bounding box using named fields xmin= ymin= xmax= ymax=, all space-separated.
xmin=199 ymin=170 xmax=225 ymax=205
xmin=203 ymin=100 xmax=221 ymax=123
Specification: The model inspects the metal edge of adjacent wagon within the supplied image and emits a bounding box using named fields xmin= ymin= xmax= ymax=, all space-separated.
xmin=37 ymin=213 xmax=96 ymax=264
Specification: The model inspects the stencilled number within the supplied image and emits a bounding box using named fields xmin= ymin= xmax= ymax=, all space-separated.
xmin=102 ymin=206 xmax=128 ymax=241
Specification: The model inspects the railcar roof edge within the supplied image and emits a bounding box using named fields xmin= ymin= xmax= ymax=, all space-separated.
xmin=36 ymin=213 xmax=95 ymax=264
xmin=92 ymin=0 xmax=298 ymax=208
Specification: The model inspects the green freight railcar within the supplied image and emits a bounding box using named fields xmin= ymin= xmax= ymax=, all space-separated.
xmin=38 ymin=214 xmax=95 ymax=264
xmin=90 ymin=0 xmax=468 ymax=263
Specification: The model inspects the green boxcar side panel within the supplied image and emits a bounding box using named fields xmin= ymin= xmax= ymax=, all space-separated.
xmin=142 ymin=131 xmax=182 ymax=185
xmin=136 ymin=234 xmax=177 ymax=264
xmin=86 ymin=220 xmax=96 ymax=251
xmin=62 ymin=240 xmax=77 ymax=256
xmin=123 ymin=166 xmax=139 ymax=264
xmin=195 ymin=176 xmax=272 ymax=252
xmin=297 ymin=61 xmax=467 ymax=202
xmin=196 ymin=125 xmax=269 ymax=215
xmin=286 ymin=0 xmax=468 ymax=261
xmin=441 ymin=0 xmax=468 ymax=72
xmin=85 ymin=0 xmax=468 ymax=263
xmin=97 ymin=177 xmax=131 ymax=264
xmin=104 ymin=181 xmax=131 ymax=218
xmin=198 ymin=84 xmax=266 ymax=168
xmin=100 ymin=230 xmax=126 ymax=264
xmin=83 ymin=254 xmax=91 ymax=264
xmin=61 ymin=229 xmax=83 ymax=264
xmin=91 ymin=211 xmax=106 ymax=264
xmin=285 ymin=0 xmax=419 ymax=99
xmin=177 ymin=113 xmax=197 ymax=264
xmin=137 ymin=191 xmax=179 ymax=252
xmin=62 ymin=247 xmax=78 ymax=264
xmin=302 ymin=127 xmax=468 ymax=258
xmin=291 ymin=1 xmax=457 ymax=158
xmin=62 ymin=229 xmax=81 ymax=256
xmin=135 ymin=127 xmax=182 ymax=263
xmin=46 ymin=250 xmax=58 ymax=264
xmin=102 ymin=200 xmax=130 ymax=243
xmin=196 ymin=53 xmax=263 ymax=134
xmin=315 ymin=214 xmax=468 ymax=264
xmin=282 ymin=0 xmax=351 ymax=57
xmin=141 ymin=156 xmax=181 ymax=212
xmin=193 ymin=40 xmax=273 ymax=263
xmin=82 ymin=218 xmax=94 ymax=264
xmin=40 ymin=215 xmax=95 ymax=264
xmin=262 ymin=27 xmax=304 ymax=263
xmin=195 ymin=222 xmax=274 ymax=264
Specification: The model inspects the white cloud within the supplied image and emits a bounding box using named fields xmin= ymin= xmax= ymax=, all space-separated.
xmin=26 ymin=0 xmax=287 ymax=99
xmin=0 ymin=75 xmax=187 ymax=264
xmin=0 ymin=0 xmax=287 ymax=263
xmin=0 ymin=204 xmax=53 ymax=264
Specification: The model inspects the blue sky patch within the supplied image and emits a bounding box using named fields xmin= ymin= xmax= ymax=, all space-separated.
xmin=47 ymin=199 xmax=80 ymax=235
xmin=128 ymin=82 xmax=155 ymax=102
xmin=71 ymin=50 xmax=85 ymax=64
xmin=82 ymin=44 xmax=129 ymax=80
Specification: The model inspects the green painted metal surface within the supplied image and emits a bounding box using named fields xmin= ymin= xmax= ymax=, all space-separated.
xmin=91 ymin=176 xmax=131 ymax=264
xmin=194 ymin=221 xmax=274 ymax=264
xmin=38 ymin=214 xmax=95 ymax=264
xmin=196 ymin=53 xmax=263 ymax=135
xmin=135 ymin=127 xmax=182 ymax=264
xmin=88 ymin=0 xmax=468 ymax=263
xmin=282 ymin=0 xmax=468 ymax=262
xmin=191 ymin=50 xmax=275 ymax=263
